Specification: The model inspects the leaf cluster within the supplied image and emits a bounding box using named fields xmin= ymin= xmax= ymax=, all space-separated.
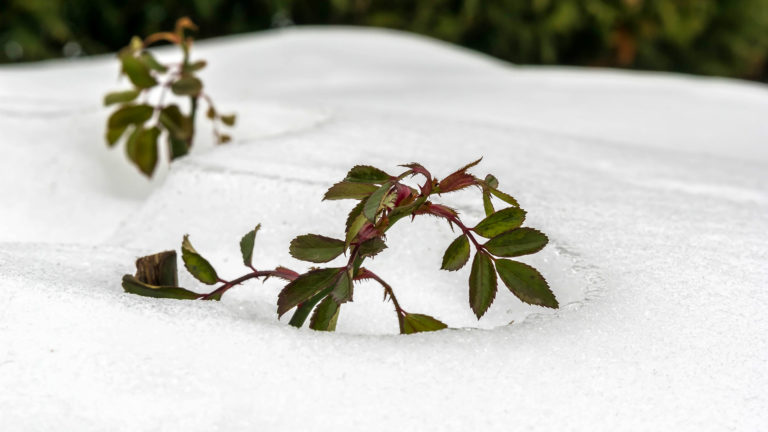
xmin=104 ymin=17 xmax=235 ymax=177
xmin=122 ymin=159 xmax=558 ymax=334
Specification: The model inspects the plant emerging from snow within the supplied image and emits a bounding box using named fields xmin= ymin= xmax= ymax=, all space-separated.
xmin=103 ymin=17 xmax=235 ymax=177
xmin=122 ymin=159 xmax=557 ymax=334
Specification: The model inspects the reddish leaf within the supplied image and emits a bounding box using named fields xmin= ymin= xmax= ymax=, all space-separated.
xmin=356 ymin=223 xmax=383 ymax=244
xmin=400 ymin=162 xmax=433 ymax=194
xmin=400 ymin=162 xmax=430 ymax=179
xmin=454 ymin=157 xmax=483 ymax=173
xmin=414 ymin=203 xmax=458 ymax=220
xmin=393 ymin=183 xmax=414 ymax=206
xmin=438 ymin=172 xmax=477 ymax=193
xmin=274 ymin=266 xmax=300 ymax=281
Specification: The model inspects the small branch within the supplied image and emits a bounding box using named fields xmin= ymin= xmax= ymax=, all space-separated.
xmin=201 ymin=92 xmax=222 ymax=143
xmin=200 ymin=269 xmax=296 ymax=300
xmin=188 ymin=95 xmax=197 ymax=149
xmin=148 ymin=76 xmax=178 ymax=127
xmin=346 ymin=244 xmax=361 ymax=268
xmin=410 ymin=201 xmax=485 ymax=252
xmin=449 ymin=216 xmax=484 ymax=252
xmin=359 ymin=268 xmax=404 ymax=315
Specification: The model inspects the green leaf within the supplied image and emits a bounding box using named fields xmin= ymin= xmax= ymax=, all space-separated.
xmin=345 ymin=165 xmax=391 ymax=183
xmin=469 ymin=252 xmax=497 ymax=318
xmin=309 ymin=296 xmax=340 ymax=331
xmin=473 ymin=208 xmax=527 ymax=238
xmin=124 ymin=126 xmax=141 ymax=160
xmin=120 ymin=54 xmax=157 ymax=88
xmin=496 ymin=259 xmax=558 ymax=308
xmin=122 ymin=275 xmax=200 ymax=300
xmin=277 ymin=268 xmax=342 ymax=317
xmin=159 ymin=105 xmax=192 ymax=140
xmin=191 ymin=60 xmax=207 ymax=71
xmin=484 ymin=228 xmax=548 ymax=257
xmin=160 ymin=105 xmax=193 ymax=158
xmin=482 ymin=191 xmax=494 ymax=216
xmin=323 ymin=181 xmax=379 ymax=201
xmin=171 ymin=76 xmax=203 ymax=96
xmin=345 ymin=200 xmax=365 ymax=233
xmin=239 ymin=224 xmax=260 ymax=267
xmin=441 ymin=235 xmax=470 ymax=271
xmin=330 ymin=270 xmax=353 ymax=303
xmin=140 ymin=51 xmax=168 ymax=72
xmin=363 ymin=182 xmax=392 ymax=221
xmin=358 ymin=237 xmax=387 ymax=258
xmin=126 ymin=126 xmax=160 ymax=177
xmin=288 ymin=287 xmax=333 ymax=328
xmin=345 ymin=213 xmax=368 ymax=248
xmin=106 ymin=125 xmax=128 ymax=147
xmin=128 ymin=36 xmax=143 ymax=52
xmin=108 ymin=104 xmax=153 ymax=129
xmin=181 ymin=235 xmax=219 ymax=285
xmin=104 ymin=90 xmax=140 ymax=106
xmin=168 ymin=135 xmax=189 ymax=160
xmin=220 ymin=114 xmax=236 ymax=126
xmin=489 ymin=187 xmax=519 ymax=207
xmin=399 ymin=313 xmax=448 ymax=334
xmin=290 ymin=234 xmax=345 ymax=263
xmin=484 ymin=174 xmax=499 ymax=189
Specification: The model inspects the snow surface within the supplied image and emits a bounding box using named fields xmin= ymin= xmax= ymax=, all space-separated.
xmin=1 ymin=27 xmax=767 ymax=430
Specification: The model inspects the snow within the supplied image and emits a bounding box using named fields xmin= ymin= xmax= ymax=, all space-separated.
xmin=1 ymin=27 xmax=767 ymax=430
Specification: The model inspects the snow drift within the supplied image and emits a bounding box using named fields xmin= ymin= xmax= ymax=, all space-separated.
xmin=0 ymin=27 xmax=766 ymax=431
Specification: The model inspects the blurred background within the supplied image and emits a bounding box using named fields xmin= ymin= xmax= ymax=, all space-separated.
xmin=2 ymin=0 xmax=767 ymax=81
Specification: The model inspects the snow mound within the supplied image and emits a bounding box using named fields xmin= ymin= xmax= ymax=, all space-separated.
xmin=0 ymin=27 xmax=766 ymax=431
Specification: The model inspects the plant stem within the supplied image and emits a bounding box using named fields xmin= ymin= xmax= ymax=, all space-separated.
xmin=361 ymin=268 xmax=404 ymax=315
xmin=188 ymin=96 xmax=197 ymax=149
xmin=200 ymin=269 xmax=296 ymax=300
xmin=201 ymin=93 xmax=222 ymax=142
xmin=449 ymin=215 xmax=484 ymax=251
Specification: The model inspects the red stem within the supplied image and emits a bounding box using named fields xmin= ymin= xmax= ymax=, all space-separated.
xmin=200 ymin=269 xmax=296 ymax=300
xmin=359 ymin=268 xmax=404 ymax=315
xmin=449 ymin=215 xmax=484 ymax=251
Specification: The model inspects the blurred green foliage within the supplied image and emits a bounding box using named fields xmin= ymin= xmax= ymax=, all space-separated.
xmin=2 ymin=0 xmax=767 ymax=80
